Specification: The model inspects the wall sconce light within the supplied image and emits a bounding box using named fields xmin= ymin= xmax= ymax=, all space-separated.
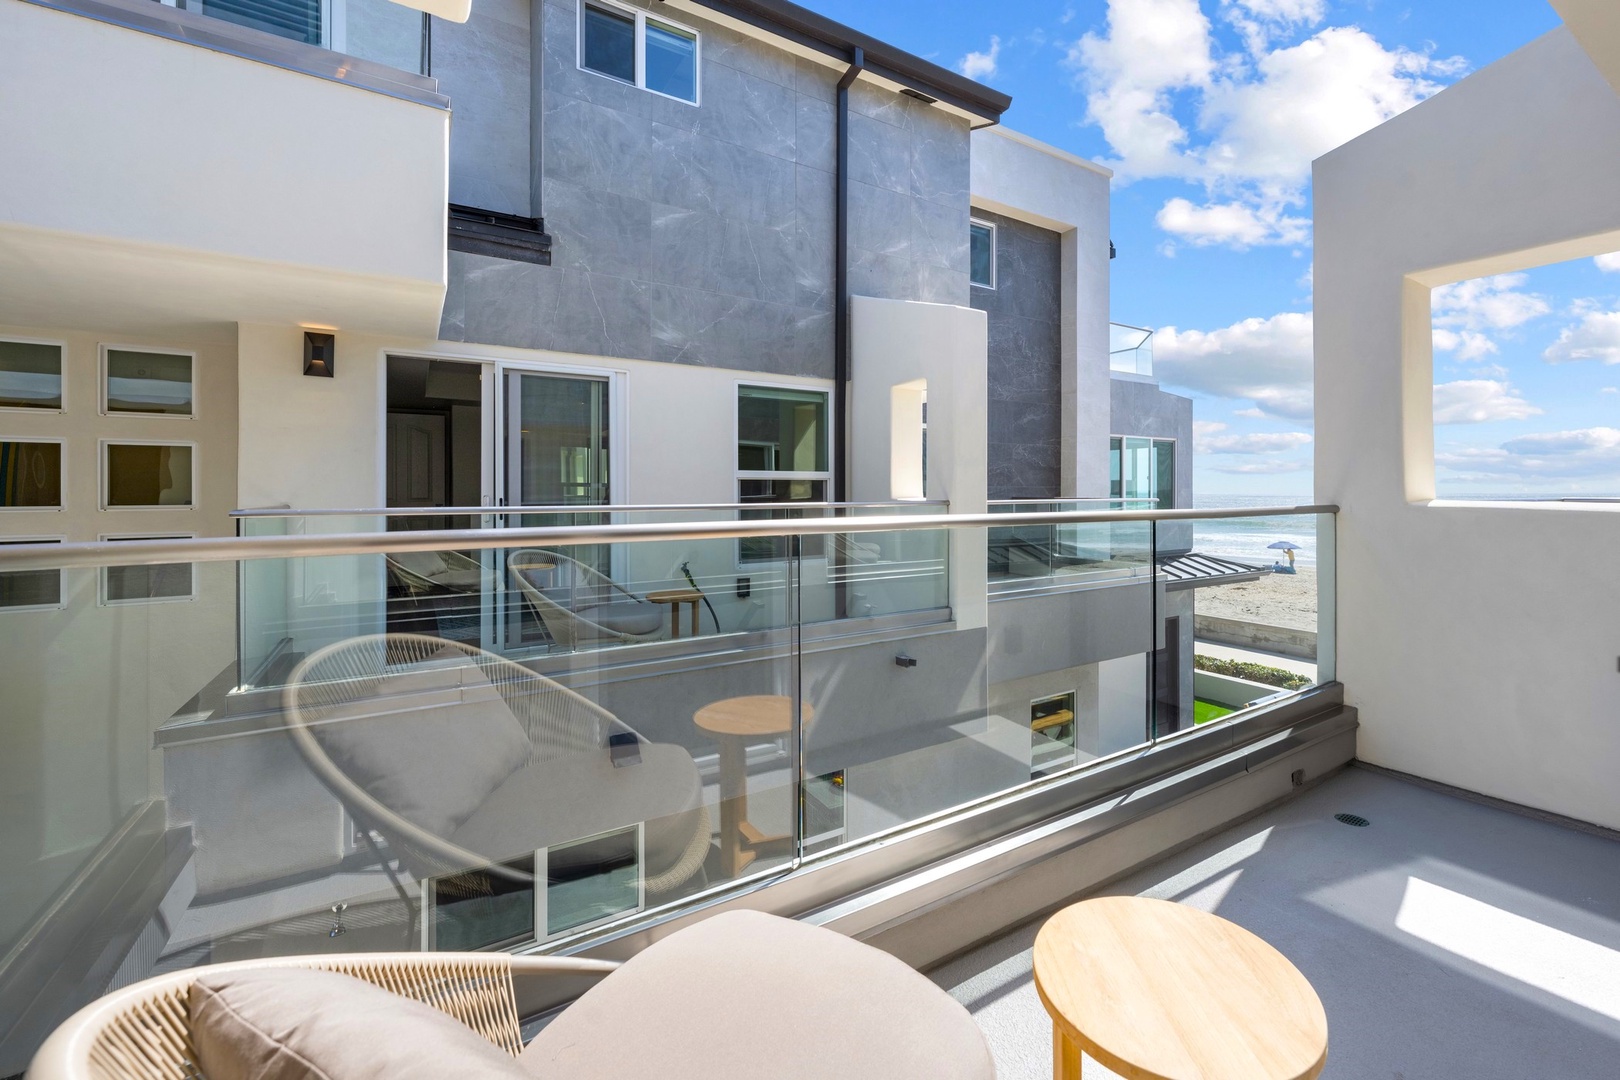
xmin=303 ymin=332 xmax=336 ymax=377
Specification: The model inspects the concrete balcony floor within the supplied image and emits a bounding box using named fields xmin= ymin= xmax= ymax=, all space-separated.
xmin=929 ymin=765 xmax=1620 ymax=1079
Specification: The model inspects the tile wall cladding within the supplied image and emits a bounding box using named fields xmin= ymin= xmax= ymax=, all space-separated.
xmin=434 ymin=0 xmax=533 ymax=216
xmin=971 ymin=209 xmax=1063 ymax=499
xmin=439 ymin=0 xmax=973 ymax=376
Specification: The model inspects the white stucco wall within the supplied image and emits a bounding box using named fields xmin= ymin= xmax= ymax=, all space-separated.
xmin=0 ymin=2 xmax=447 ymax=337
xmin=971 ymin=127 xmax=1114 ymax=498
xmin=849 ymin=295 xmax=989 ymax=630
xmin=1314 ymin=27 xmax=1620 ymax=829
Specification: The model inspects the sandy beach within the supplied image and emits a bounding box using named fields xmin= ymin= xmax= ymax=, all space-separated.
xmin=1195 ymin=566 xmax=1319 ymax=631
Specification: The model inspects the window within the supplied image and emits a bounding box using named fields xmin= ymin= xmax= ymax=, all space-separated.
xmin=0 ymin=538 xmax=63 ymax=611
xmin=0 ymin=340 xmax=64 ymax=412
xmin=103 ymin=346 xmax=194 ymax=417
xmin=737 ymin=385 xmax=830 ymax=563
xmin=579 ymin=0 xmax=700 ymax=104
xmin=186 ymin=0 xmax=321 ymax=47
xmin=1110 ymin=436 xmax=1175 ymax=509
xmin=970 ymin=220 xmax=996 ymax=289
xmin=1 ymin=440 xmax=63 ymax=509
xmin=100 ymin=536 xmax=196 ymax=605
xmin=1031 ymin=691 xmax=1077 ymax=779
xmin=103 ymin=442 xmax=195 ymax=509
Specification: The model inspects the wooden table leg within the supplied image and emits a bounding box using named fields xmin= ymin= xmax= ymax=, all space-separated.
xmin=689 ymin=599 xmax=699 ymax=636
xmin=668 ymin=603 xmax=681 ymax=639
xmin=1053 ymin=1027 xmax=1082 ymax=1080
xmin=715 ymin=735 xmax=754 ymax=878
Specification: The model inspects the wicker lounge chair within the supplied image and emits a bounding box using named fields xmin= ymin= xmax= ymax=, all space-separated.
xmin=283 ymin=634 xmax=711 ymax=901
xmin=506 ymin=549 xmax=663 ymax=648
xmin=31 ymin=912 xmax=995 ymax=1080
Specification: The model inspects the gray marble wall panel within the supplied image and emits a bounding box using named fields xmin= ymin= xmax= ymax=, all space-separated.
xmin=437 ymin=0 xmax=975 ymax=377
xmin=432 ymin=0 xmax=531 ymax=215
xmin=972 ymin=210 xmax=1063 ymax=498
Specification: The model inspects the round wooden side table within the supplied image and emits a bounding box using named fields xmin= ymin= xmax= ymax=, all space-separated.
xmin=1033 ymin=896 xmax=1327 ymax=1080
xmin=693 ymin=695 xmax=814 ymax=877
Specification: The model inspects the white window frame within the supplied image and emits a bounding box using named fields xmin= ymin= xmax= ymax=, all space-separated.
xmin=100 ymin=344 xmax=197 ymax=420
xmin=0 ymin=436 xmax=66 ymax=512
xmin=100 ymin=439 xmax=199 ymax=511
xmin=970 ymin=218 xmax=997 ymax=290
xmin=1110 ymin=434 xmax=1176 ymax=508
xmin=97 ymin=533 xmax=198 ymax=606
xmin=735 ymin=381 xmax=833 ymax=567
xmin=0 ymin=337 xmax=68 ymax=415
xmin=577 ymin=0 xmax=702 ymax=107
xmin=0 ymin=535 xmax=67 ymax=612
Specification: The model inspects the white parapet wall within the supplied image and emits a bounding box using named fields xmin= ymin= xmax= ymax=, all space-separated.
xmin=1314 ymin=26 xmax=1620 ymax=830
xmin=849 ymin=294 xmax=989 ymax=630
xmin=0 ymin=1 xmax=448 ymax=338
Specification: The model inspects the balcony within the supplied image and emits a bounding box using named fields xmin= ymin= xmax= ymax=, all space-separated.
xmin=0 ymin=502 xmax=1354 ymax=1071
xmin=0 ymin=0 xmax=448 ymax=337
xmin=1108 ymin=322 xmax=1154 ymax=379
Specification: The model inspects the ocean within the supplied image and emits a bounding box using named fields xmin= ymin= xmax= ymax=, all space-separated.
xmin=1192 ymin=494 xmax=1320 ymax=567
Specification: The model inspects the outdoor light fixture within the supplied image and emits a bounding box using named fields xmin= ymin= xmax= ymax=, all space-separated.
xmin=303 ymin=332 xmax=335 ymax=377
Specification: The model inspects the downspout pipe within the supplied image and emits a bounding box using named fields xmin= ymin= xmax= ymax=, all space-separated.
xmin=834 ymin=46 xmax=864 ymax=505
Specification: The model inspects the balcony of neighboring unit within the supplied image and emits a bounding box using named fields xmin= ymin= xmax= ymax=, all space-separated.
xmin=1109 ymin=321 xmax=1155 ymax=380
xmin=0 ymin=0 xmax=450 ymax=337
xmin=0 ymin=501 xmax=1349 ymax=1072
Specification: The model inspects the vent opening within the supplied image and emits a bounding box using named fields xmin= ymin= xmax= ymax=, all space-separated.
xmin=1334 ymin=813 xmax=1370 ymax=827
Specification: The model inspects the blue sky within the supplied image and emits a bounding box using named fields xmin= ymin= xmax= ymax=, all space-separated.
xmin=809 ymin=0 xmax=1620 ymax=496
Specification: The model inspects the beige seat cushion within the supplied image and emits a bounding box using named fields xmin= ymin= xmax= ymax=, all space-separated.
xmin=519 ymin=911 xmax=994 ymax=1080
xmin=309 ymin=657 xmax=531 ymax=838
xmin=449 ymin=742 xmax=703 ymax=877
xmin=190 ymin=967 xmax=529 ymax=1080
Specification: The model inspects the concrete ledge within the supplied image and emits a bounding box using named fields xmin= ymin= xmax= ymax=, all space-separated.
xmin=1195 ymin=614 xmax=1317 ymax=660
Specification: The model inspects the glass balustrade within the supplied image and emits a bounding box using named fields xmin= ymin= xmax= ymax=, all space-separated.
xmin=0 ymin=505 xmax=1334 ymax=1072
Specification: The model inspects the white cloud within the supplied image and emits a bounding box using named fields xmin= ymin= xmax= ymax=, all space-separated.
xmin=1067 ymin=4 xmax=1463 ymax=248
xmin=1157 ymin=197 xmax=1309 ymax=248
xmin=1431 ymin=274 xmax=1550 ymax=333
xmin=1431 ymin=328 xmax=1498 ymax=362
xmin=957 ymin=36 xmax=1002 ymax=80
xmin=1544 ymin=310 xmax=1620 ymax=365
xmin=1594 ymin=252 xmax=1620 ymax=273
xmin=1210 ymin=458 xmax=1311 ymax=475
xmin=1438 ymin=427 xmax=1620 ymax=483
xmin=1195 ymin=420 xmax=1313 ymax=453
xmin=1432 ymin=380 xmax=1542 ymax=425
xmin=1602 ymin=386 xmax=1619 ymax=394
xmin=1154 ymin=311 xmax=1314 ymax=420
xmin=1068 ymin=0 xmax=1215 ymax=181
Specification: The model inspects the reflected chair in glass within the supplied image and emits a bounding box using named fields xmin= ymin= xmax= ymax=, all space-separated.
xmin=507 ymin=548 xmax=664 ymax=648
xmin=384 ymin=549 xmax=489 ymax=596
xmin=282 ymin=634 xmax=711 ymax=924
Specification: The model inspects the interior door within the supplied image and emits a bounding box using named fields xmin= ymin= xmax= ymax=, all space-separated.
xmin=386 ymin=412 xmax=447 ymax=509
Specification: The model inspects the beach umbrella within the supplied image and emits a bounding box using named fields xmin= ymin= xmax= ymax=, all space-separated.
xmin=1267 ymin=540 xmax=1301 ymax=567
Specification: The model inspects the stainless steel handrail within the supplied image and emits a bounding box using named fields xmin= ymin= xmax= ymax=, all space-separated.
xmin=230 ymin=500 xmax=950 ymax=518
xmin=987 ymin=498 xmax=1158 ymax=505
xmin=0 ymin=505 xmax=1339 ymax=571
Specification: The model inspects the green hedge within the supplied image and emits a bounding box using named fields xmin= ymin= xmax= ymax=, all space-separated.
xmin=1193 ymin=655 xmax=1311 ymax=691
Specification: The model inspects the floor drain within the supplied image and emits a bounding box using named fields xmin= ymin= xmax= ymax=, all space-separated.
xmin=1334 ymin=813 xmax=1370 ymax=827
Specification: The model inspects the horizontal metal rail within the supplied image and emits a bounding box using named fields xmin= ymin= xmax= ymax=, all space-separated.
xmin=0 ymin=505 xmax=1338 ymax=571
xmin=988 ymin=498 xmax=1157 ymax=506
xmin=231 ymin=500 xmax=949 ymax=518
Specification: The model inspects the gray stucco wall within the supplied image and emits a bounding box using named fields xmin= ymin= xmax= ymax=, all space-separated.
xmin=434 ymin=0 xmax=973 ymax=376
xmin=970 ymin=209 xmax=1062 ymax=499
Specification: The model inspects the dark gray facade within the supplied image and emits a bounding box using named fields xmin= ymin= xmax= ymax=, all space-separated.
xmin=970 ymin=209 xmax=1062 ymax=499
xmin=431 ymin=0 xmax=973 ymax=377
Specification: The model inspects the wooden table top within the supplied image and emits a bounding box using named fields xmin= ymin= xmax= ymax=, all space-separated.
xmin=1033 ymin=897 xmax=1327 ymax=1080
xmin=645 ymin=588 xmax=704 ymax=603
xmin=693 ymin=695 xmax=813 ymax=737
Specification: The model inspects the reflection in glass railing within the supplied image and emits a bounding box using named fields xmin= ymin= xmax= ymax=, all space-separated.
xmin=0 ymin=505 xmax=1332 ymax=1074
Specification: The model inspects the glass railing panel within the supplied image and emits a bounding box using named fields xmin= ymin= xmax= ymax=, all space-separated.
xmin=168 ymin=0 xmax=429 ymax=76
xmin=1156 ymin=512 xmax=1327 ymax=738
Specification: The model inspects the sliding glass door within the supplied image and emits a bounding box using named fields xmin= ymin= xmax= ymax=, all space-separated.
xmin=500 ymin=370 xmax=614 ymax=650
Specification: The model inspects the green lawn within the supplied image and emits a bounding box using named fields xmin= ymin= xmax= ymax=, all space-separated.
xmin=1193 ymin=698 xmax=1236 ymax=725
